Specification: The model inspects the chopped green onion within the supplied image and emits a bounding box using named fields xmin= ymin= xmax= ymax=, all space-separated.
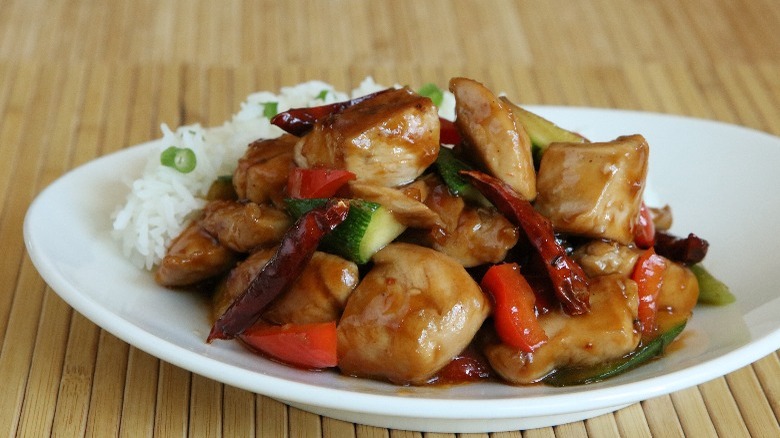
xmin=316 ymin=89 xmax=330 ymax=100
xmin=160 ymin=146 xmax=197 ymax=173
xmin=692 ymin=264 xmax=735 ymax=305
xmin=418 ymin=83 xmax=444 ymax=107
xmin=263 ymin=102 xmax=279 ymax=119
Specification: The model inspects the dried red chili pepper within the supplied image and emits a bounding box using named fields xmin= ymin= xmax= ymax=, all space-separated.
xmin=271 ymin=89 xmax=392 ymax=136
xmin=460 ymin=170 xmax=590 ymax=315
xmin=207 ymin=199 xmax=349 ymax=341
xmin=654 ymin=231 xmax=709 ymax=265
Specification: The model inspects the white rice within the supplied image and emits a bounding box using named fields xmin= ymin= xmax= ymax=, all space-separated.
xmin=111 ymin=77 xmax=456 ymax=270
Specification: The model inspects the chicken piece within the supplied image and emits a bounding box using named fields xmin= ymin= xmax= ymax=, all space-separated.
xmin=212 ymin=249 xmax=359 ymax=324
xmin=574 ymin=239 xmax=699 ymax=333
xmin=535 ymin=134 xmax=649 ymax=245
xmin=574 ymin=240 xmax=642 ymax=278
xmin=420 ymin=178 xmax=519 ymax=267
xmin=233 ymin=135 xmax=296 ymax=206
xmin=449 ymin=77 xmax=536 ymax=201
xmin=263 ymin=252 xmax=359 ymax=325
xmin=294 ymin=88 xmax=440 ymax=187
xmin=200 ymin=200 xmax=291 ymax=253
xmin=155 ymin=222 xmax=237 ymax=287
xmin=347 ymin=181 xmax=442 ymax=229
xmin=485 ymin=274 xmax=640 ymax=384
xmin=212 ymin=248 xmax=275 ymax=321
xmin=399 ymin=175 xmax=434 ymax=202
xmin=337 ymin=243 xmax=490 ymax=385
xmin=656 ymin=262 xmax=699 ymax=332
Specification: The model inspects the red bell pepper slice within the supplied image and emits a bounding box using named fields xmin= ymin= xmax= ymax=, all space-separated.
xmin=240 ymin=321 xmax=338 ymax=369
xmin=460 ymin=170 xmax=590 ymax=315
xmin=287 ymin=167 xmax=357 ymax=199
xmin=439 ymin=117 xmax=461 ymax=145
xmin=208 ymin=199 xmax=349 ymax=341
xmin=631 ymin=248 xmax=667 ymax=338
xmin=481 ymin=263 xmax=548 ymax=353
xmin=634 ymin=202 xmax=655 ymax=249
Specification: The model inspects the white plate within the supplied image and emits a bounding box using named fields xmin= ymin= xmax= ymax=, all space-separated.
xmin=24 ymin=107 xmax=780 ymax=433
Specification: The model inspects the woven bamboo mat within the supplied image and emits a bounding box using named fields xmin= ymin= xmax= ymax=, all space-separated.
xmin=1 ymin=0 xmax=779 ymax=436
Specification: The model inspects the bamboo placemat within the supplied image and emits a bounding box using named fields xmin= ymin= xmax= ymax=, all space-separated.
xmin=2 ymin=0 xmax=779 ymax=436
xmin=3 ymin=59 xmax=779 ymax=438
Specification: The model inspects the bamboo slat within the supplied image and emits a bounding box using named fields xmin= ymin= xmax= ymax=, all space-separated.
xmin=753 ymin=353 xmax=780 ymax=419
xmin=670 ymin=387 xmax=718 ymax=437
xmin=725 ymin=366 xmax=780 ymax=437
xmin=641 ymin=396 xmax=685 ymax=437
xmin=153 ymin=361 xmax=190 ymax=437
xmin=698 ymin=378 xmax=751 ymax=438
xmin=612 ymin=404 xmax=651 ymax=438
xmin=84 ymin=331 xmax=128 ymax=437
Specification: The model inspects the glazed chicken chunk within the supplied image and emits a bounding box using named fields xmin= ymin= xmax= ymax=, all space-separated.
xmin=347 ymin=181 xmax=443 ymax=229
xmin=212 ymin=249 xmax=359 ymax=325
xmin=421 ymin=177 xmax=519 ymax=267
xmin=263 ymin=251 xmax=360 ymax=325
xmin=200 ymin=200 xmax=291 ymax=253
xmin=337 ymin=243 xmax=490 ymax=385
xmin=232 ymin=135 xmax=296 ymax=207
xmin=535 ymin=134 xmax=649 ymax=244
xmin=449 ymin=77 xmax=537 ymax=201
xmin=294 ymin=87 xmax=440 ymax=187
xmin=155 ymin=221 xmax=237 ymax=287
xmin=574 ymin=239 xmax=699 ymax=331
xmin=574 ymin=240 xmax=642 ymax=278
xmin=485 ymin=274 xmax=641 ymax=384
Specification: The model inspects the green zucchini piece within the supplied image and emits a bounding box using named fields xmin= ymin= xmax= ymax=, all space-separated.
xmin=285 ymin=198 xmax=406 ymax=264
xmin=501 ymin=97 xmax=587 ymax=164
xmin=543 ymin=320 xmax=687 ymax=386
xmin=691 ymin=264 xmax=735 ymax=305
xmin=434 ymin=147 xmax=490 ymax=206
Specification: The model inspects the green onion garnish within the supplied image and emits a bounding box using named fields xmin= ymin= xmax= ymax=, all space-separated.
xmin=316 ymin=89 xmax=329 ymax=100
xmin=692 ymin=264 xmax=735 ymax=305
xmin=160 ymin=146 xmax=197 ymax=173
xmin=418 ymin=83 xmax=444 ymax=107
xmin=263 ymin=102 xmax=279 ymax=119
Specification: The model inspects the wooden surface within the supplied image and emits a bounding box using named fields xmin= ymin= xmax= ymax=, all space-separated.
xmin=2 ymin=0 xmax=779 ymax=436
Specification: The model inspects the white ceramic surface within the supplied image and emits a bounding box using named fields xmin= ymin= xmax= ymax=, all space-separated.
xmin=24 ymin=107 xmax=780 ymax=433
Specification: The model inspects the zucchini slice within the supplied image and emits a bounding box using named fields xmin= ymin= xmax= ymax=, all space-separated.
xmin=434 ymin=147 xmax=490 ymax=206
xmin=286 ymin=198 xmax=406 ymax=264
xmin=500 ymin=97 xmax=587 ymax=164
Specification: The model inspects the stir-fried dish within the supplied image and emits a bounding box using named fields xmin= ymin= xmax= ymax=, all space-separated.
xmin=152 ymin=77 xmax=732 ymax=386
